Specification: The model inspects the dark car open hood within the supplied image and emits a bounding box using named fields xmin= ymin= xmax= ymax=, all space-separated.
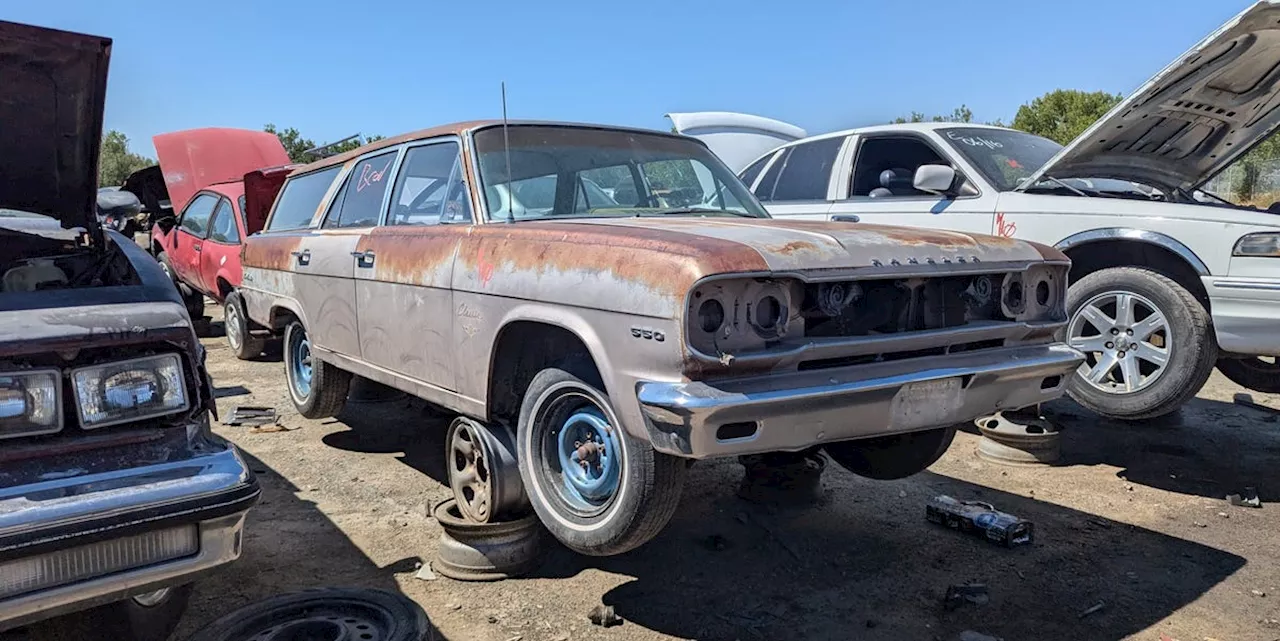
xmin=0 ymin=20 xmax=111 ymax=232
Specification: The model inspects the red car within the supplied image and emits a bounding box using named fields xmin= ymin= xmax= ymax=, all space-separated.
xmin=142 ymin=128 xmax=294 ymax=355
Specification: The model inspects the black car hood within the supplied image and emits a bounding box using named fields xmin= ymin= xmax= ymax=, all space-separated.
xmin=0 ymin=20 xmax=111 ymax=233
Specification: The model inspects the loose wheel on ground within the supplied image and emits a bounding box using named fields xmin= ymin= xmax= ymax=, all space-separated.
xmin=516 ymin=366 xmax=686 ymax=556
xmin=824 ymin=426 xmax=956 ymax=480
xmin=1064 ymin=267 xmax=1216 ymax=420
xmin=1216 ymin=355 xmax=1280 ymax=393
xmin=223 ymin=290 xmax=265 ymax=360
xmin=283 ymin=320 xmax=352 ymax=419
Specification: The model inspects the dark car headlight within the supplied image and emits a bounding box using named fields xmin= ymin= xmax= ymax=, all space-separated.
xmin=0 ymin=369 xmax=62 ymax=439
xmin=71 ymin=354 xmax=188 ymax=429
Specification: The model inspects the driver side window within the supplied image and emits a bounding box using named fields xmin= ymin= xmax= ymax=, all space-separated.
xmin=850 ymin=137 xmax=965 ymax=198
xmin=388 ymin=141 xmax=468 ymax=226
xmin=179 ymin=194 xmax=218 ymax=236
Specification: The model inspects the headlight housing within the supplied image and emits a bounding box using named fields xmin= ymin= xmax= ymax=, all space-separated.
xmin=0 ymin=369 xmax=61 ymax=440
xmin=686 ymin=277 xmax=804 ymax=356
xmin=72 ymin=354 xmax=188 ymax=429
xmin=1233 ymin=232 xmax=1280 ymax=257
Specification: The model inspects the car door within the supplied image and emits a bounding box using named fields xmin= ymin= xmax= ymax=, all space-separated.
xmin=169 ymin=193 xmax=218 ymax=291
xmin=826 ymin=133 xmax=997 ymax=235
xmin=354 ymin=139 xmax=468 ymax=391
xmin=751 ymin=137 xmax=848 ymax=220
xmin=300 ymin=149 xmax=402 ymax=359
xmin=197 ymin=196 xmax=241 ymax=300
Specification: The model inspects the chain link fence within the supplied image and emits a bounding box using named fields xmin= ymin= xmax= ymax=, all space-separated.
xmin=1203 ymin=157 xmax=1280 ymax=207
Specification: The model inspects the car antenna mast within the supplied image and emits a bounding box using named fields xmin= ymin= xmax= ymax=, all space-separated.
xmin=502 ymin=81 xmax=515 ymax=224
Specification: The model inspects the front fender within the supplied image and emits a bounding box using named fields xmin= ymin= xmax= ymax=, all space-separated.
xmin=1055 ymin=228 xmax=1211 ymax=276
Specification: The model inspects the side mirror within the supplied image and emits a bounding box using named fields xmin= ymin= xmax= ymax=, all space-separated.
xmin=913 ymin=165 xmax=960 ymax=197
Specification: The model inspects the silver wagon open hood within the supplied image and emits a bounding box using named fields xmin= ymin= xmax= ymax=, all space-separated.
xmin=1019 ymin=1 xmax=1280 ymax=192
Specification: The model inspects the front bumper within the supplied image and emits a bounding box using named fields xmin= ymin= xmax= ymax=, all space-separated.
xmin=637 ymin=344 xmax=1083 ymax=458
xmin=0 ymin=435 xmax=258 ymax=631
xmin=1203 ymin=276 xmax=1280 ymax=356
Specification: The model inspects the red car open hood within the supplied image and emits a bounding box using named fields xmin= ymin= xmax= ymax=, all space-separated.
xmin=152 ymin=128 xmax=291 ymax=213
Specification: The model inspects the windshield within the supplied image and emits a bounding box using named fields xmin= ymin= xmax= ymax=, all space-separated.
xmin=474 ymin=125 xmax=769 ymax=221
xmin=940 ymin=128 xmax=1064 ymax=191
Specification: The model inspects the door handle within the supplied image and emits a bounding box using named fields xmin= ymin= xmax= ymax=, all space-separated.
xmin=351 ymin=250 xmax=375 ymax=268
xmin=832 ymin=214 xmax=861 ymax=223
xmin=291 ymin=249 xmax=311 ymax=266
xmin=192 ymin=241 xmax=202 ymax=251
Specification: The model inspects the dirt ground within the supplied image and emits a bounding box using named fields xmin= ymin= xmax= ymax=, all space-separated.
xmin=15 ymin=303 xmax=1280 ymax=641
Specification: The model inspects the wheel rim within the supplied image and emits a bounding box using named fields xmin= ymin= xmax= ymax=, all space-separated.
xmin=226 ymin=302 xmax=243 ymax=350
xmin=132 ymin=587 xmax=171 ymax=608
xmin=288 ymin=328 xmax=313 ymax=399
xmin=450 ymin=421 xmax=493 ymax=521
xmin=159 ymin=261 xmax=173 ymax=282
xmin=541 ymin=398 xmax=621 ymax=515
xmin=1068 ymin=290 xmax=1171 ymax=394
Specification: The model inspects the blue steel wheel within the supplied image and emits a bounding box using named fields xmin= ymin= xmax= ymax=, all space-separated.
xmin=553 ymin=406 xmax=622 ymax=513
xmin=287 ymin=324 xmax=313 ymax=401
xmin=283 ymin=320 xmax=351 ymax=419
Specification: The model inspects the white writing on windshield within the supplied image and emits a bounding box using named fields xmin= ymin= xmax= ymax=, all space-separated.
xmin=946 ymin=130 xmax=1004 ymax=150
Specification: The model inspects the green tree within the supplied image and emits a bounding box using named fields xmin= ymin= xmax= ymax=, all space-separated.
xmin=1010 ymin=89 xmax=1123 ymax=145
xmin=891 ymin=105 xmax=974 ymax=124
xmin=98 ymin=130 xmax=155 ymax=187
xmin=265 ymin=124 xmax=385 ymax=163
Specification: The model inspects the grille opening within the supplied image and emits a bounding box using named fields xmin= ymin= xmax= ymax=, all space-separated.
xmin=716 ymin=421 xmax=758 ymax=441
xmin=797 ymin=339 xmax=1006 ymax=371
xmin=801 ymin=273 xmax=1012 ymax=339
xmin=1040 ymin=375 xmax=1062 ymax=390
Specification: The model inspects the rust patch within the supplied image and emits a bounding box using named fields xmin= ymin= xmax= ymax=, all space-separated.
xmin=356 ymin=225 xmax=467 ymax=288
xmin=1030 ymin=241 xmax=1069 ymax=263
xmin=455 ymin=222 xmax=769 ymax=298
xmin=243 ymin=235 xmax=304 ymax=272
xmin=766 ymin=240 xmax=820 ymax=256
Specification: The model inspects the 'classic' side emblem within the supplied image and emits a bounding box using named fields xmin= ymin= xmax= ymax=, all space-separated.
xmin=631 ymin=327 xmax=665 ymax=342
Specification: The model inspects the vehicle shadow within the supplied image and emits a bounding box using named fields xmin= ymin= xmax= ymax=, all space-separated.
xmin=322 ymin=396 xmax=453 ymax=487
xmin=0 ymin=449 xmax=444 ymax=641
xmin=532 ymin=464 xmax=1246 ymax=641
xmin=1010 ymin=397 xmax=1280 ymax=502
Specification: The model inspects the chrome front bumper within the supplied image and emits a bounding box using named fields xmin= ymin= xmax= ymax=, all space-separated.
xmin=0 ymin=437 xmax=258 ymax=631
xmin=1204 ymin=276 xmax=1280 ymax=356
xmin=637 ymin=344 xmax=1083 ymax=458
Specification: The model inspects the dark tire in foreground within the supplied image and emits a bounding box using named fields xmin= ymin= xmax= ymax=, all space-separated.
xmin=516 ymin=366 xmax=686 ymax=556
xmin=1216 ymin=355 xmax=1280 ymax=393
xmin=1064 ymin=267 xmax=1216 ymax=420
xmin=825 ymin=426 xmax=956 ymax=480
xmin=185 ymin=588 xmax=433 ymax=641
xmin=284 ymin=320 xmax=352 ymax=419
xmin=224 ymin=290 xmax=265 ymax=360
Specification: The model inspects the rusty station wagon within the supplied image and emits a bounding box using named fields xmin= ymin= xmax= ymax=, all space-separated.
xmin=237 ymin=120 xmax=1083 ymax=556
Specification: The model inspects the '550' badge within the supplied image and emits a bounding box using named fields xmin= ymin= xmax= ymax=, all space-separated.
xmin=631 ymin=327 xmax=665 ymax=342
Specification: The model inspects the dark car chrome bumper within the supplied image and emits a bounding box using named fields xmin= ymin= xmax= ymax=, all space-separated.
xmin=637 ymin=343 xmax=1083 ymax=458
xmin=0 ymin=433 xmax=259 ymax=631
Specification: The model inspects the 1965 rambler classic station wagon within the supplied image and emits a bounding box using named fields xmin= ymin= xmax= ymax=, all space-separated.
xmin=238 ymin=120 xmax=1082 ymax=556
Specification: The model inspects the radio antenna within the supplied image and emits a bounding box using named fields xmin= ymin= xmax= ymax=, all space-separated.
xmin=501 ymin=81 xmax=514 ymax=224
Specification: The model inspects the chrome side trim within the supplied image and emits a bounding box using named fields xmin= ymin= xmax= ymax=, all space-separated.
xmin=1211 ymin=278 xmax=1280 ymax=292
xmin=1054 ymin=228 xmax=1210 ymax=276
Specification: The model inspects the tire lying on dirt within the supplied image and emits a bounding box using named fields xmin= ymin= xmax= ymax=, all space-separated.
xmin=223 ymin=290 xmax=265 ymax=360
xmin=1216 ymin=356 xmax=1280 ymax=393
xmin=1064 ymin=267 xmax=1217 ymax=420
xmin=824 ymin=426 xmax=956 ymax=480
xmin=184 ymin=588 xmax=432 ymax=641
xmin=283 ymin=320 xmax=352 ymax=419
xmin=516 ymin=365 xmax=686 ymax=556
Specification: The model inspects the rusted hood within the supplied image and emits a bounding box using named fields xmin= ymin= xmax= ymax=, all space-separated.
xmin=561 ymin=217 xmax=1056 ymax=272
xmin=153 ymin=128 xmax=291 ymax=213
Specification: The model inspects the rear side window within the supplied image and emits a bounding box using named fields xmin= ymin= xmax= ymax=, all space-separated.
xmin=179 ymin=194 xmax=218 ymax=236
xmin=266 ymin=166 xmax=342 ymax=231
xmin=753 ymin=148 xmax=790 ymax=201
xmin=770 ymin=137 xmax=843 ymax=201
xmin=738 ymin=154 xmax=772 ymax=189
xmin=326 ymin=151 xmax=399 ymax=228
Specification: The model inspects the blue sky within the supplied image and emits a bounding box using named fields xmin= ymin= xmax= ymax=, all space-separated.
xmin=8 ymin=0 xmax=1250 ymax=157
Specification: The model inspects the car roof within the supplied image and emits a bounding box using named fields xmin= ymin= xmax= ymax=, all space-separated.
xmin=287 ymin=119 xmax=708 ymax=177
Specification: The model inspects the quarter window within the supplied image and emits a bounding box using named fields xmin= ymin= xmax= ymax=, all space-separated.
xmin=327 ymin=151 xmax=399 ymax=228
xmin=266 ymin=166 xmax=342 ymax=231
xmin=388 ymin=142 xmax=468 ymax=226
xmin=770 ymin=137 xmax=843 ymax=201
xmin=178 ymin=194 xmax=218 ymax=236
xmin=207 ymin=199 xmax=240 ymax=243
